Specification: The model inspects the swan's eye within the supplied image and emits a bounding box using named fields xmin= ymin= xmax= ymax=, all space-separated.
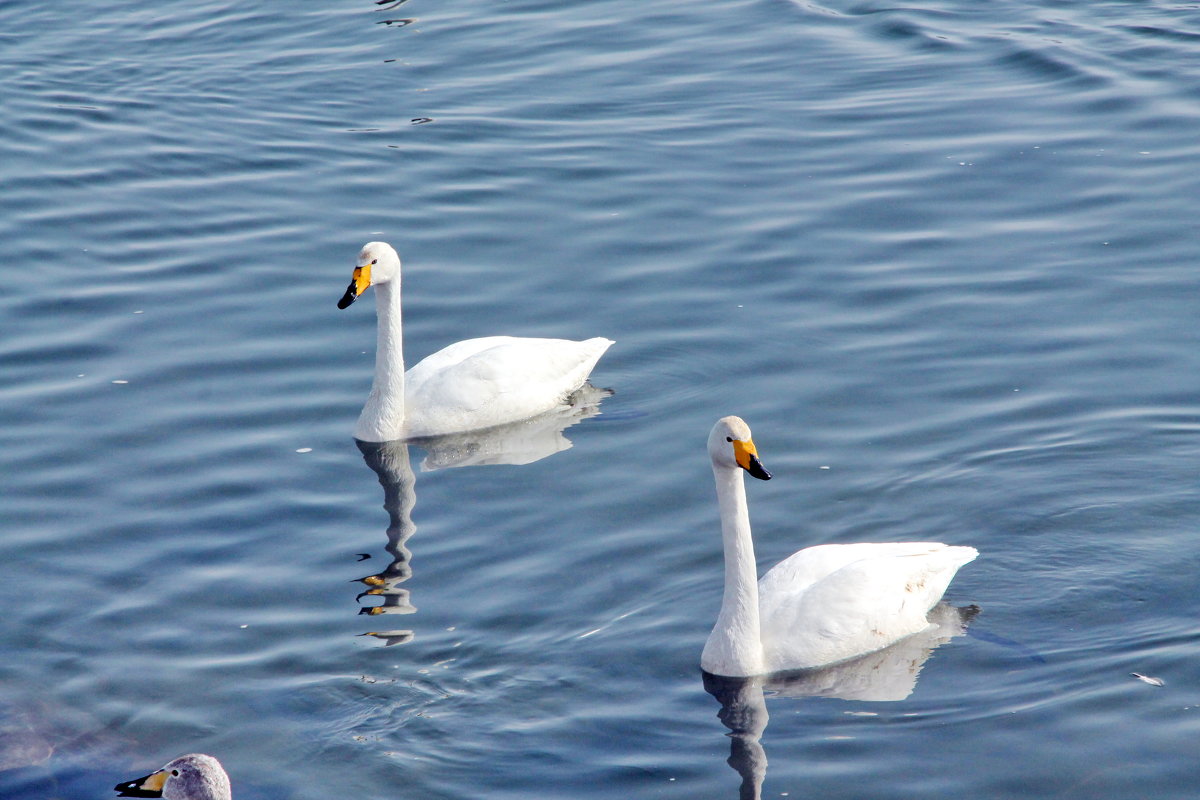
xmin=371 ymin=259 xmax=378 ymax=265
xmin=726 ymin=436 xmax=732 ymax=442
xmin=171 ymin=770 xmax=179 ymax=776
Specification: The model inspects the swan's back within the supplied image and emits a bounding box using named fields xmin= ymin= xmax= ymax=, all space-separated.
xmin=402 ymin=336 xmax=613 ymax=438
xmin=758 ymin=542 xmax=977 ymax=671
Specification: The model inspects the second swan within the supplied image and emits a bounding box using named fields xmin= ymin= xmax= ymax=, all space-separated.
xmin=701 ymin=416 xmax=977 ymax=677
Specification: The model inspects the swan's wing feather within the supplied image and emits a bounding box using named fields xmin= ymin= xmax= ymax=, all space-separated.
xmin=404 ymin=336 xmax=613 ymax=435
xmin=405 ymin=336 xmax=519 ymax=379
xmin=758 ymin=542 xmax=956 ymax=599
xmin=759 ymin=543 xmax=977 ymax=670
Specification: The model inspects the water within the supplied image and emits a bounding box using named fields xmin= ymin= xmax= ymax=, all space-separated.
xmin=2 ymin=0 xmax=1199 ymax=797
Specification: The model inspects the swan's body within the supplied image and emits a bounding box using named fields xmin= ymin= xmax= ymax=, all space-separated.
xmin=115 ymin=754 xmax=231 ymax=800
xmin=338 ymin=242 xmax=613 ymax=442
xmin=701 ymin=417 xmax=978 ymax=677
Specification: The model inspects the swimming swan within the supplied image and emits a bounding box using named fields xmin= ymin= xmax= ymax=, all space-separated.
xmin=701 ymin=416 xmax=978 ymax=677
xmin=115 ymin=754 xmax=231 ymax=800
xmin=338 ymin=242 xmax=614 ymax=442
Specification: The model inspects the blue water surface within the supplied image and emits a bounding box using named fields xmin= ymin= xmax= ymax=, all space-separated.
xmin=2 ymin=0 xmax=1199 ymax=798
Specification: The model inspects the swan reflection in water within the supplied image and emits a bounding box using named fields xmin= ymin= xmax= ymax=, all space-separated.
xmin=703 ymin=603 xmax=979 ymax=800
xmin=353 ymin=386 xmax=610 ymax=644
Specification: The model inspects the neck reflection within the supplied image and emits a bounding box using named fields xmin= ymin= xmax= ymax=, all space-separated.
xmin=355 ymin=440 xmax=418 ymax=646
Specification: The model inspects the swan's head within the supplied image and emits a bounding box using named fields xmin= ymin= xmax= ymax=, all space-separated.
xmin=337 ymin=241 xmax=401 ymax=309
xmin=115 ymin=754 xmax=230 ymax=800
xmin=708 ymin=416 xmax=772 ymax=481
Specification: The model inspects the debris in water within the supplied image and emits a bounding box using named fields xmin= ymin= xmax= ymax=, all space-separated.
xmin=1131 ymin=672 xmax=1164 ymax=687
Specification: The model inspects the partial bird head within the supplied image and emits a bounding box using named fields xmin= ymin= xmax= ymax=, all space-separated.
xmin=338 ymin=241 xmax=401 ymax=309
xmin=114 ymin=754 xmax=231 ymax=800
xmin=708 ymin=416 xmax=772 ymax=480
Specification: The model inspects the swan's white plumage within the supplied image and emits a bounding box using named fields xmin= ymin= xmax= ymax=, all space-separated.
xmin=701 ymin=416 xmax=977 ymax=677
xmin=339 ymin=242 xmax=613 ymax=442
xmin=403 ymin=335 xmax=611 ymax=433
xmin=757 ymin=542 xmax=978 ymax=671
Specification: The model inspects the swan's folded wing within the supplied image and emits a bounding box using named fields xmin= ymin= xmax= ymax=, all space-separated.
xmin=758 ymin=544 xmax=976 ymax=670
xmin=757 ymin=542 xmax=955 ymax=600
xmin=404 ymin=336 xmax=613 ymax=434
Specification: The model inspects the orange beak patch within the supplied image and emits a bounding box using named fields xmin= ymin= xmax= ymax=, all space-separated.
xmin=732 ymin=438 xmax=772 ymax=481
xmin=732 ymin=438 xmax=758 ymax=470
xmin=338 ymin=263 xmax=373 ymax=309
xmin=353 ymin=263 xmax=372 ymax=296
xmin=114 ymin=767 xmax=167 ymax=797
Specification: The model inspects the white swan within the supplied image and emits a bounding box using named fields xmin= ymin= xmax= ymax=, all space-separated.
xmin=115 ymin=754 xmax=231 ymax=800
xmin=338 ymin=242 xmax=614 ymax=442
xmin=701 ymin=416 xmax=978 ymax=677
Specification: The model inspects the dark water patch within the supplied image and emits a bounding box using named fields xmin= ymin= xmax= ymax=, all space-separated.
xmin=1120 ymin=24 xmax=1200 ymax=43
xmin=993 ymin=41 xmax=1108 ymax=89
xmin=1078 ymin=90 xmax=1143 ymax=115
xmin=868 ymin=15 xmax=960 ymax=51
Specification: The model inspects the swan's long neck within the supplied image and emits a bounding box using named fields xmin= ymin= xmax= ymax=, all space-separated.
xmin=356 ymin=280 xmax=407 ymax=441
xmin=703 ymin=464 xmax=765 ymax=677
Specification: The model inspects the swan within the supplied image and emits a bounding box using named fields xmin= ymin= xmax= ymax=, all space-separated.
xmin=115 ymin=754 xmax=231 ymax=800
xmin=337 ymin=242 xmax=614 ymax=442
xmin=701 ymin=416 xmax=978 ymax=677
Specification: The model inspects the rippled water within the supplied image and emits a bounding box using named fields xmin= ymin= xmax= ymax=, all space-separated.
xmin=2 ymin=0 xmax=1200 ymax=798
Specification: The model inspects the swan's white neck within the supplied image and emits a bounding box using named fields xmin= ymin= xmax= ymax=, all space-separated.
xmin=355 ymin=280 xmax=408 ymax=441
xmin=702 ymin=463 xmax=765 ymax=677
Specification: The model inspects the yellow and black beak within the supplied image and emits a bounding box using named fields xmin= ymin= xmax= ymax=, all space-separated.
xmin=114 ymin=767 xmax=168 ymax=797
xmin=337 ymin=263 xmax=372 ymax=309
xmin=733 ymin=438 xmax=772 ymax=481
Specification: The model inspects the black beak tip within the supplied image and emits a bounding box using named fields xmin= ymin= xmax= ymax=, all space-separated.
xmin=337 ymin=283 xmax=359 ymax=309
xmin=748 ymin=455 xmax=772 ymax=481
xmin=113 ymin=779 xmax=160 ymax=798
